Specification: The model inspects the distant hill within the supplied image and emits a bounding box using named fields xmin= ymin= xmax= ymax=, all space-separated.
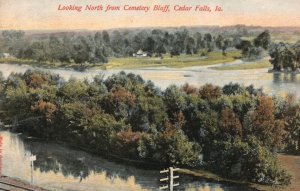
xmin=1 ymin=25 xmax=299 ymax=39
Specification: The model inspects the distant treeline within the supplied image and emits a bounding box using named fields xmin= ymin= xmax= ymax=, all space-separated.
xmin=2 ymin=28 xmax=299 ymax=69
xmin=0 ymin=28 xmax=248 ymax=64
xmin=2 ymin=70 xmax=300 ymax=186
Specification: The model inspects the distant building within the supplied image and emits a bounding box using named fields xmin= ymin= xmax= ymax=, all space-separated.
xmin=133 ymin=49 xmax=147 ymax=57
xmin=0 ymin=53 xmax=12 ymax=58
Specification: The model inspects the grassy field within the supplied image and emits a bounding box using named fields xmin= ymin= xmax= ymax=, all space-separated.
xmin=0 ymin=57 xmax=70 ymax=69
xmin=271 ymin=33 xmax=300 ymax=44
xmin=0 ymin=57 xmax=106 ymax=71
xmin=0 ymin=51 xmax=241 ymax=70
xmin=105 ymin=51 xmax=241 ymax=69
xmin=0 ymin=57 xmax=41 ymax=65
xmin=211 ymin=59 xmax=272 ymax=70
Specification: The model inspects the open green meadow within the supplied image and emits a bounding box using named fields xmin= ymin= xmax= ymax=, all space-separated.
xmin=0 ymin=51 xmax=274 ymax=71
xmin=105 ymin=51 xmax=241 ymax=69
xmin=211 ymin=59 xmax=272 ymax=70
xmin=0 ymin=51 xmax=242 ymax=70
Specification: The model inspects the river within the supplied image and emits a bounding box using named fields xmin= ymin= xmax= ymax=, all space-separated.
xmin=0 ymin=131 xmax=255 ymax=191
xmin=0 ymin=63 xmax=300 ymax=99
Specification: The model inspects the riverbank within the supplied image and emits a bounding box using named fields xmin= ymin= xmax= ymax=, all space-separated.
xmin=1 ymin=129 xmax=296 ymax=191
xmin=0 ymin=130 xmax=254 ymax=191
xmin=274 ymin=154 xmax=300 ymax=191
xmin=17 ymin=134 xmax=265 ymax=191
xmin=23 ymin=134 xmax=164 ymax=169
xmin=211 ymin=60 xmax=271 ymax=70
xmin=0 ymin=51 xmax=241 ymax=71
xmin=23 ymin=133 xmax=290 ymax=191
xmin=0 ymin=176 xmax=48 ymax=191
xmin=268 ymin=69 xmax=300 ymax=74
xmin=181 ymin=154 xmax=299 ymax=191
xmin=0 ymin=58 xmax=106 ymax=71
xmin=1 ymin=52 xmax=273 ymax=74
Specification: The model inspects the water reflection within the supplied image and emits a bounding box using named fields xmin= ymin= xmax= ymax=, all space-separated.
xmin=273 ymin=73 xmax=300 ymax=84
xmin=0 ymin=131 xmax=257 ymax=191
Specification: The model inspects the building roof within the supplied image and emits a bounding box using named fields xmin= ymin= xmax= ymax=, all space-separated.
xmin=137 ymin=49 xmax=144 ymax=54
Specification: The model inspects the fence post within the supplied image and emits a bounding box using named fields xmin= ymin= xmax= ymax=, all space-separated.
xmin=159 ymin=167 xmax=180 ymax=191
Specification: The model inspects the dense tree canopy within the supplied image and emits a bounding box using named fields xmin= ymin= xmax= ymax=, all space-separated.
xmin=0 ymin=70 xmax=296 ymax=186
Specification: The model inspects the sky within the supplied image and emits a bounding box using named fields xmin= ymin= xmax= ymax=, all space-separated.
xmin=0 ymin=0 xmax=300 ymax=30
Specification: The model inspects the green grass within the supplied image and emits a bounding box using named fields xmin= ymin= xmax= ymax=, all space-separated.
xmin=0 ymin=51 xmax=241 ymax=70
xmin=211 ymin=59 xmax=272 ymax=70
xmin=0 ymin=57 xmax=65 ymax=68
xmin=105 ymin=51 xmax=241 ymax=69
xmin=0 ymin=57 xmax=106 ymax=71
xmin=0 ymin=57 xmax=39 ymax=65
xmin=271 ymin=33 xmax=300 ymax=44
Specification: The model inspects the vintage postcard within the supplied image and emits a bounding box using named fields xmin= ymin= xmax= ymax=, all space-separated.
xmin=0 ymin=0 xmax=300 ymax=191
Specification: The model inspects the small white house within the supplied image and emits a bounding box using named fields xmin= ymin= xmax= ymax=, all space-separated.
xmin=0 ymin=53 xmax=12 ymax=58
xmin=133 ymin=49 xmax=147 ymax=57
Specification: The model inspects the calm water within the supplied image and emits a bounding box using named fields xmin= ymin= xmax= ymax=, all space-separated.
xmin=0 ymin=131 xmax=255 ymax=191
xmin=0 ymin=63 xmax=300 ymax=99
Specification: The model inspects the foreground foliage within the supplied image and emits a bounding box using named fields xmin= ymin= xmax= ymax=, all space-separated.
xmin=0 ymin=71 xmax=296 ymax=186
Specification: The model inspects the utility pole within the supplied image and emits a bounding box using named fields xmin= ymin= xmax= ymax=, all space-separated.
xmin=29 ymin=155 xmax=36 ymax=184
xmin=159 ymin=167 xmax=180 ymax=191
xmin=0 ymin=135 xmax=2 ymax=176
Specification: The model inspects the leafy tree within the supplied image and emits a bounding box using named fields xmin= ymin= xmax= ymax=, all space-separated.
xmin=222 ymin=82 xmax=246 ymax=95
xmin=294 ymin=41 xmax=300 ymax=66
xmin=207 ymin=137 xmax=291 ymax=185
xmin=163 ymin=85 xmax=187 ymax=116
xmin=101 ymin=87 xmax=136 ymax=121
xmin=254 ymin=30 xmax=271 ymax=50
xmin=48 ymin=36 xmax=63 ymax=62
xmin=219 ymin=108 xmax=242 ymax=137
xmin=215 ymin=35 xmax=224 ymax=50
xmin=72 ymin=36 xmax=91 ymax=65
xmin=244 ymin=96 xmax=285 ymax=150
xmin=199 ymin=84 xmax=222 ymax=100
xmin=143 ymin=37 xmax=155 ymax=55
xmin=102 ymin=30 xmax=111 ymax=46
xmin=1 ymin=30 xmax=25 ymax=56
xmin=59 ymin=78 xmax=88 ymax=101
xmin=185 ymin=37 xmax=196 ymax=55
xmin=236 ymin=40 xmax=252 ymax=58
xmin=26 ymin=41 xmax=49 ymax=62
xmin=269 ymin=42 xmax=296 ymax=71
xmin=193 ymin=32 xmax=204 ymax=50
xmin=86 ymin=112 xmax=126 ymax=152
xmin=156 ymin=120 xmax=201 ymax=166
xmin=111 ymin=30 xmax=123 ymax=55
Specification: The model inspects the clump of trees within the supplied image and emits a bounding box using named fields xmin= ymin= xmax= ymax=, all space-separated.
xmin=269 ymin=41 xmax=300 ymax=71
xmin=235 ymin=30 xmax=271 ymax=60
xmin=1 ymin=71 xmax=296 ymax=186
